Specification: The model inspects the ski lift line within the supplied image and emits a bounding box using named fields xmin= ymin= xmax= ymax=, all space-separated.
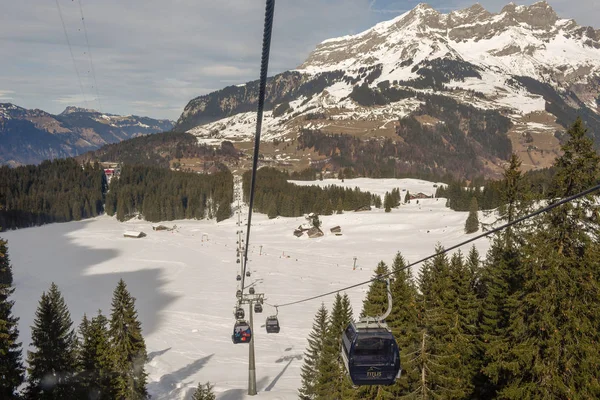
xmin=54 ymin=0 xmax=89 ymax=110
xmin=274 ymin=183 xmax=600 ymax=308
xmin=241 ymin=0 xmax=276 ymax=293
xmin=77 ymin=0 xmax=102 ymax=112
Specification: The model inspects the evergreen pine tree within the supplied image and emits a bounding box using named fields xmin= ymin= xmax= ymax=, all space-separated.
xmin=79 ymin=310 xmax=115 ymax=400
xmin=0 ymin=237 xmax=24 ymax=399
xmin=479 ymin=154 xmax=532 ymax=397
xmin=109 ymin=279 xmax=148 ymax=400
xmin=448 ymin=252 xmax=480 ymax=395
xmin=404 ymin=190 xmax=410 ymax=204
xmin=191 ymin=382 xmax=215 ymax=400
xmin=336 ymin=199 xmax=344 ymax=214
xmin=384 ymin=193 xmax=392 ymax=212
xmin=386 ymin=252 xmax=420 ymax=397
xmin=215 ymin=199 xmax=231 ymax=222
xmin=498 ymin=118 xmax=600 ymax=399
xmin=417 ymin=247 xmax=475 ymax=399
xmin=316 ymin=293 xmax=354 ymax=400
xmin=299 ymin=304 xmax=329 ymax=400
xmin=26 ymin=283 xmax=79 ymax=399
xmin=464 ymin=197 xmax=479 ymax=233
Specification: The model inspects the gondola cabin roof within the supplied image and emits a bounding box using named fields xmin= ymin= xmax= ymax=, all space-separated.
xmin=353 ymin=318 xmax=391 ymax=332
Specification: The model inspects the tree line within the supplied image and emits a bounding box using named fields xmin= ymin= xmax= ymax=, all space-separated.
xmin=0 ymin=158 xmax=235 ymax=231
xmin=435 ymin=165 xmax=556 ymax=212
xmin=299 ymin=117 xmax=600 ymax=399
xmin=105 ymin=165 xmax=234 ymax=223
xmin=242 ymin=167 xmax=374 ymax=218
xmin=0 ymin=159 xmax=106 ymax=231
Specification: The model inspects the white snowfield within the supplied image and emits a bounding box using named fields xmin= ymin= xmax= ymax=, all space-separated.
xmin=4 ymin=179 xmax=492 ymax=399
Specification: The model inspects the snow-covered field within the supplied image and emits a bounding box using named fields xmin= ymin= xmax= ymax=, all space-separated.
xmin=4 ymin=179 xmax=492 ymax=399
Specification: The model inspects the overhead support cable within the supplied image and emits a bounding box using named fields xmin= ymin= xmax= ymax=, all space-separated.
xmin=240 ymin=0 xmax=276 ymax=294
xmin=54 ymin=0 xmax=89 ymax=109
xmin=77 ymin=0 xmax=103 ymax=112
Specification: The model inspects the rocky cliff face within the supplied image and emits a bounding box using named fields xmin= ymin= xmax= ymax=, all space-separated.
xmin=0 ymin=104 xmax=174 ymax=166
xmin=174 ymin=1 xmax=600 ymax=177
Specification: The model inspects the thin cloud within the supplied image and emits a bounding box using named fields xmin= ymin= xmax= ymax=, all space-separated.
xmin=199 ymin=65 xmax=254 ymax=78
xmin=0 ymin=90 xmax=15 ymax=100
xmin=1 ymin=0 xmax=599 ymax=120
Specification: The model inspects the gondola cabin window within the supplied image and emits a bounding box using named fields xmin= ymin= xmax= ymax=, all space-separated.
xmin=353 ymin=335 xmax=393 ymax=366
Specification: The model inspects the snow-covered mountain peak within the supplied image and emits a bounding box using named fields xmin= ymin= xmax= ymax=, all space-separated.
xmin=500 ymin=0 xmax=558 ymax=28
xmin=448 ymin=4 xmax=491 ymax=26
xmin=299 ymin=1 xmax=600 ymax=86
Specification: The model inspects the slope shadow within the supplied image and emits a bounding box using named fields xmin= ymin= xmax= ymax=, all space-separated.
xmin=265 ymin=359 xmax=295 ymax=392
xmin=275 ymin=353 xmax=302 ymax=363
xmin=5 ymin=218 xmax=178 ymax=353
xmin=216 ymin=377 xmax=270 ymax=400
xmin=148 ymin=354 xmax=214 ymax=400
xmin=148 ymin=347 xmax=172 ymax=362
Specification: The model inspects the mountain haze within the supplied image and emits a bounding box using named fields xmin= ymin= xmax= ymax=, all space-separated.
xmin=175 ymin=1 xmax=600 ymax=178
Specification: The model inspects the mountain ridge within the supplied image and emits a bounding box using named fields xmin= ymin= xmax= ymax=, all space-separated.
xmin=173 ymin=2 xmax=600 ymax=178
xmin=0 ymin=103 xmax=174 ymax=166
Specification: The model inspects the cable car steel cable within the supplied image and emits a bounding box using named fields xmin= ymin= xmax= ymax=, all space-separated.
xmin=240 ymin=0 xmax=275 ymax=296
xmin=272 ymin=182 xmax=600 ymax=309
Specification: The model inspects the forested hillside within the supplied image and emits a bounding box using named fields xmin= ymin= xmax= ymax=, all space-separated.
xmin=79 ymin=131 xmax=239 ymax=169
xmin=0 ymin=159 xmax=106 ymax=230
xmin=297 ymin=93 xmax=512 ymax=180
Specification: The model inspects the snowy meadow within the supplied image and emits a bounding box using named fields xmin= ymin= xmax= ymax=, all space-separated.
xmin=4 ymin=179 xmax=492 ymax=399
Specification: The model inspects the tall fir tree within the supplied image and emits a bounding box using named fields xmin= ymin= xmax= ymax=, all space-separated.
xmin=109 ymin=279 xmax=148 ymax=400
xmin=479 ymin=153 xmax=530 ymax=397
xmin=464 ymin=197 xmax=479 ymax=233
xmin=79 ymin=310 xmax=115 ymax=400
xmin=384 ymin=193 xmax=392 ymax=212
xmin=0 ymin=237 xmax=24 ymax=399
xmin=417 ymin=247 xmax=475 ymax=399
xmin=497 ymin=118 xmax=600 ymax=399
xmin=299 ymin=304 xmax=329 ymax=400
xmin=316 ymin=293 xmax=354 ymax=400
xmin=448 ymin=252 xmax=480 ymax=396
xmin=26 ymin=283 xmax=79 ymax=400
xmin=387 ymin=252 xmax=421 ymax=397
xmin=191 ymin=382 xmax=215 ymax=400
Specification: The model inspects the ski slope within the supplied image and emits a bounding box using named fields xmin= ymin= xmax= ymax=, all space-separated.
xmin=3 ymin=178 xmax=492 ymax=399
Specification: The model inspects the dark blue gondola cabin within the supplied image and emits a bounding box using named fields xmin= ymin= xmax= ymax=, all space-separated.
xmin=232 ymin=320 xmax=252 ymax=344
xmin=341 ymin=320 xmax=401 ymax=386
xmin=265 ymin=316 xmax=280 ymax=333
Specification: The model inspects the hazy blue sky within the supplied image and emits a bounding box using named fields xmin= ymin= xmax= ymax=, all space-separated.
xmin=1 ymin=0 xmax=598 ymax=120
